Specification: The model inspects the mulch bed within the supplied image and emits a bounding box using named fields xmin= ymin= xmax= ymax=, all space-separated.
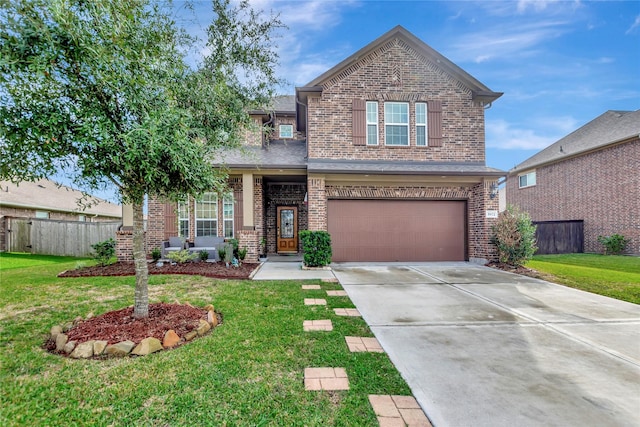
xmin=58 ymin=261 xmax=259 ymax=279
xmin=485 ymin=261 xmax=543 ymax=278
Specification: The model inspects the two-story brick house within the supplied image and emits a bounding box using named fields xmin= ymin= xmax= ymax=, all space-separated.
xmin=134 ymin=26 xmax=504 ymax=263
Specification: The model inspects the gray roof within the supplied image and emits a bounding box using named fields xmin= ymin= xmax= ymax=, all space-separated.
xmin=216 ymin=140 xmax=307 ymax=169
xmin=0 ymin=178 xmax=121 ymax=217
xmin=308 ymin=159 xmax=505 ymax=176
xmin=271 ymin=95 xmax=295 ymax=113
xmin=510 ymin=110 xmax=640 ymax=174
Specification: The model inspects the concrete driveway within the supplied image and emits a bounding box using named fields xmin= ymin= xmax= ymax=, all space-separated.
xmin=332 ymin=262 xmax=640 ymax=427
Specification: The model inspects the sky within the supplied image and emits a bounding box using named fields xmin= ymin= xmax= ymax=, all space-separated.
xmin=54 ymin=0 xmax=640 ymax=202
xmin=174 ymin=0 xmax=640 ymax=172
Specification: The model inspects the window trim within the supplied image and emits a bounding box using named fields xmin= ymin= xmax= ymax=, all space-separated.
xmin=35 ymin=210 xmax=49 ymax=219
xmin=223 ymin=193 xmax=234 ymax=238
xmin=415 ymin=102 xmax=427 ymax=146
xmin=384 ymin=102 xmax=409 ymax=146
xmin=195 ymin=193 xmax=218 ymax=237
xmin=279 ymin=124 xmax=293 ymax=139
xmin=518 ymin=171 xmax=537 ymax=188
xmin=366 ymin=101 xmax=378 ymax=146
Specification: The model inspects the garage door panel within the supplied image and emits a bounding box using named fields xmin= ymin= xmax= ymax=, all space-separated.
xmin=328 ymin=200 xmax=466 ymax=262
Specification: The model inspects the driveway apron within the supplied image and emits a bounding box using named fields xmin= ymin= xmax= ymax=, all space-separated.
xmin=332 ymin=262 xmax=640 ymax=427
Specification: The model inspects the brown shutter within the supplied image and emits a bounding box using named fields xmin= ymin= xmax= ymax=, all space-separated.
xmin=163 ymin=202 xmax=178 ymax=239
xmin=428 ymin=100 xmax=443 ymax=147
xmin=352 ymin=99 xmax=366 ymax=146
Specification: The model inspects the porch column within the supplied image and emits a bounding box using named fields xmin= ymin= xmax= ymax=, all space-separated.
xmin=307 ymin=174 xmax=327 ymax=231
xmin=122 ymin=204 xmax=133 ymax=229
xmin=242 ymin=172 xmax=254 ymax=228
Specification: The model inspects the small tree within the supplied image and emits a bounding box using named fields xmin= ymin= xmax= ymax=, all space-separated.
xmin=0 ymin=0 xmax=283 ymax=318
xmin=299 ymin=231 xmax=332 ymax=267
xmin=491 ymin=205 xmax=537 ymax=267
xmin=91 ymin=238 xmax=116 ymax=267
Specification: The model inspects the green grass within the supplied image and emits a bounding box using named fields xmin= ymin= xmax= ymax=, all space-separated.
xmin=0 ymin=255 xmax=410 ymax=426
xmin=526 ymin=253 xmax=640 ymax=304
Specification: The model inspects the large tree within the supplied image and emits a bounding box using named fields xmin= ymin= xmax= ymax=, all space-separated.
xmin=0 ymin=0 xmax=283 ymax=317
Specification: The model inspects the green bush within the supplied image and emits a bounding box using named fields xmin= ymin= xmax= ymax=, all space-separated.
xmin=198 ymin=250 xmax=209 ymax=261
xmin=238 ymin=247 xmax=248 ymax=261
xmin=167 ymin=249 xmax=196 ymax=263
xmin=299 ymin=230 xmax=332 ymax=267
xmin=151 ymin=247 xmax=162 ymax=262
xmin=490 ymin=205 xmax=537 ymax=267
xmin=597 ymin=234 xmax=629 ymax=255
xmin=91 ymin=238 xmax=116 ymax=267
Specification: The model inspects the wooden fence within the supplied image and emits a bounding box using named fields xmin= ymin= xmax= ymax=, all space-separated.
xmin=533 ymin=220 xmax=584 ymax=255
xmin=6 ymin=217 xmax=120 ymax=257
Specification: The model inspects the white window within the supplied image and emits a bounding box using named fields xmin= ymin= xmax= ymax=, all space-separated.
xmin=279 ymin=124 xmax=293 ymax=138
xmin=78 ymin=214 xmax=86 ymax=222
xmin=518 ymin=171 xmax=537 ymax=188
xmin=223 ymin=193 xmax=234 ymax=238
xmin=366 ymin=101 xmax=378 ymax=145
xmin=178 ymin=201 xmax=189 ymax=238
xmin=416 ymin=102 xmax=427 ymax=146
xmin=384 ymin=102 xmax=409 ymax=146
xmin=35 ymin=210 xmax=49 ymax=219
xmin=195 ymin=193 xmax=218 ymax=236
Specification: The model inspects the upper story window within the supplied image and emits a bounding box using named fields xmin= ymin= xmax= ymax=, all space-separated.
xmin=279 ymin=124 xmax=293 ymax=139
xmin=384 ymin=102 xmax=409 ymax=146
xmin=178 ymin=201 xmax=189 ymax=238
xmin=78 ymin=214 xmax=87 ymax=222
xmin=416 ymin=102 xmax=427 ymax=146
xmin=366 ymin=101 xmax=378 ymax=145
xmin=35 ymin=210 xmax=49 ymax=219
xmin=518 ymin=171 xmax=536 ymax=188
xmin=195 ymin=192 xmax=218 ymax=237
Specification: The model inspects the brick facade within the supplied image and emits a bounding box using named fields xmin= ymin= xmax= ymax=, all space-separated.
xmin=507 ymin=139 xmax=640 ymax=255
xmin=265 ymin=182 xmax=307 ymax=254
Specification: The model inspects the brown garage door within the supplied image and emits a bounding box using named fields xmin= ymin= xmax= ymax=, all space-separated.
xmin=327 ymin=200 xmax=466 ymax=262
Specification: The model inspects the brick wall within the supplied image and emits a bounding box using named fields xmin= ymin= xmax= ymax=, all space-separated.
xmin=507 ymin=139 xmax=639 ymax=255
xmin=307 ymin=176 xmax=326 ymax=232
xmin=238 ymin=229 xmax=259 ymax=263
xmin=468 ymin=179 xmax=499 ymax=262
xmin=307 ymin=37 xmax=486 ymax=163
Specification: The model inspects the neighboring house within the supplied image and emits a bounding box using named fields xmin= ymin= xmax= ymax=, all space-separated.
xmin=135 ymin=26 xmax=504 ymax=263
xmin=506 ymin=110 xmax=640 ymax=255
xmin=0 ymin=178 xmax=121 ymax=251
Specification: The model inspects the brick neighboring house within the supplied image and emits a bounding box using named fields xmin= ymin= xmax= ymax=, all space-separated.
xmin=134 ymin=26 xmax=505 ymax=263
xmin=0 ymin=178 xmax=122 ymax=251
xmin=506 ymin=109 xmax=640 ymax=255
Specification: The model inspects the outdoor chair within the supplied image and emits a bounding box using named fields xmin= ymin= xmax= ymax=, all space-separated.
xmin=162 ymin=236 xmax=186 ymax=258
xmin=188 ymin=236 xmax=224 ymax=261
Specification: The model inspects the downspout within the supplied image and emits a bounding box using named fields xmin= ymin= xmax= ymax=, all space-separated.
xmin=295 ymin=96 xmax=309 ymax=160
xmin=263 ymin=111 xmax=274 ymax=148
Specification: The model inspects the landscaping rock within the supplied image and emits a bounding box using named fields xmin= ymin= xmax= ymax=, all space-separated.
xmin=70 ymin=340 xmax=95 ymax=359
xmin=196 ymin=319 xmax=211 ymax=336
xmin=55 ymin=333 xmax=69 ymax=352
xmin=163 ymin=330 xmax=180 ymax=348
xmin=207 ymin=310 xmax=218 ymax=327
xmin=204 ymin=304 xmax=214 ymax=312
xmin=132 ymin=337 xmax=163 ymax=356
xmin=93 ymin=340 xmax=108 ymax=356
xmin=73 ymin=316 xmax=83 ymax=325
xmin=50 ymin=325 xmax=63 ymax=340
xmin=62 ymin=322 xmax=73 ymax=332
xmin=185 ymin=331 xmax=198 ymax=341
xmin=63 ymin=341 xmax=76 ymax=354
xmin=106 ymin=340 xmax=136 ymax=357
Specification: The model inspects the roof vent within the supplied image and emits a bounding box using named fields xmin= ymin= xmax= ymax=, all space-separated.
xmin=37 ymin=184 xmax=46 ymax=188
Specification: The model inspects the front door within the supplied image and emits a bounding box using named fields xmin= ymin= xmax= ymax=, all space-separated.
xmin=277 ymin=206 xmax=298 ymax=253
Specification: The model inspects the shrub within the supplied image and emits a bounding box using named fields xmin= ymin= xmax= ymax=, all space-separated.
xmin=198 ymin=250 xmax=209 ymax=261
xmin=167 ymin=249 xmax=196 ymax=263
xmin=229 ymin=238 xmax=239 ymax=258
xmin=490 ymin=205 xmax=537 ymax=267
xmin=218 ymin=247 xmax=227 ymax=263
xmin=151 ymin=247 xmax=162 ymax=262
xmin=597 ymin=234 xmax=629 ymax=255
xmin=299 ymin=230 xmax=332 ymax=267
xmin=238 ymin=247 xmax=247 ymax=261
xmin=91 ymin=238 xmax=116 ymax=267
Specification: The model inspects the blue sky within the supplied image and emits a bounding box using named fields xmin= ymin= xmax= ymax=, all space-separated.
xmin=175 ymin=0 xmax=640 ymax=172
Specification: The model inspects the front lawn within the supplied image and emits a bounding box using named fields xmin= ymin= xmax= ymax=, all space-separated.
xmin=0 ymin=254 xmax=410 ymax=426
xmin=526 ymin=253 xmax=640 ymax=304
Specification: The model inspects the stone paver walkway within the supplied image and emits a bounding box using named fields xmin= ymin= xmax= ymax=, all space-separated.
xmin=304 ymin=298 xmax=327 ymax=306
xmin=369 ymin=395 xmax=432 ymax=427
xmin=345 ymin=336 xmax=384 ymax=353
xmin=304 ymin=367 xmax=350 ymax=391
xmin=302 ymin=284 xmax=321 ymax=290
xmin=334 ymin=308 xmax=361 ymax=317
xmin=303 ymin=319 xmax=333 ymax=331
xmin=327 ymin=290 xmax=348 ymax=296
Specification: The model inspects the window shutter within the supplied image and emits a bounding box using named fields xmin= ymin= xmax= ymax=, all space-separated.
xmin=163 ymin=202 xmax=178 ymax=239
xmin=352 ymin=99 xmax=366 ymax=146
xmin=427 ymin=100 xmax=443 ymax=147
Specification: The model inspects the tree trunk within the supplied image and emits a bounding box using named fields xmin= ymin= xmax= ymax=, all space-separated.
xmin=132 ymin=200 xmax=149 ymax=318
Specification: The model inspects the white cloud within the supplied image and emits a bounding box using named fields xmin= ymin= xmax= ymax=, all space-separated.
xmin=486 ymin=118 xmax=572 ymax=150
xmin=626 ymin=14 xmax=640 ymax=34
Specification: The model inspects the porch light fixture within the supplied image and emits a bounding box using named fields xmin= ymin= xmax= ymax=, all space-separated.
xmin=489 ymin=182 xmax=499 ymax=199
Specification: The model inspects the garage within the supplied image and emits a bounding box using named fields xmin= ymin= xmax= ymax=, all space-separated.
xmin=327 ymin=200 xmax=466 ymax=262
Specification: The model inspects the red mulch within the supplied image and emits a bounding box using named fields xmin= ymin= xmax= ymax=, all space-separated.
xmin=485 ymin=261 xmax=542 ymax=278
xmin=58 ymin=261 xmax=259 ymax=279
